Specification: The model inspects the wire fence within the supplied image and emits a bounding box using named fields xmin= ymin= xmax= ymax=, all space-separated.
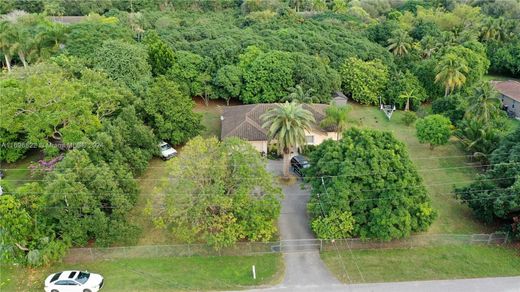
xmin=64 ymin=232 xmax=508 ymax=264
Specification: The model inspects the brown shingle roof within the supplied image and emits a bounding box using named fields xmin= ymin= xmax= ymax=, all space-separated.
xmin=493 ymin=80 xmax=520 ymax=102
xmin=221 ymin=103 xmax=329 ymax=141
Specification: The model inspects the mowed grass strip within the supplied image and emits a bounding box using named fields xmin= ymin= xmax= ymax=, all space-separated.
xmin=321 ymin=245 xmax=520 ymax=283
xmin=1 ymin=254 xmax=283 ymax=292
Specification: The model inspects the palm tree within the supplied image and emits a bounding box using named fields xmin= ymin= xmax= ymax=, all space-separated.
xmin=480 ymin=17 xmax=498 ymax=42
xmin=0 ymin=21 xmax=15 ymax=72
xmin=434 ymin=53 xmax=469 ymax=96
xmin=420 ymin=35 xmax=437 ymax=59
xmin=261 ymin=102 xmax=315 ymax=178
xmin=399 ymin=90 xmax=414 ymax=111
xmin=465 ymin=82 xmax=502 ymax=124
xmin=282 ymin=85 xmax=318 ymax=103
xmin=320 ymin=104 xmax=350 ymax=140
xmin=387 ymin=30 xmax=413 ymax=57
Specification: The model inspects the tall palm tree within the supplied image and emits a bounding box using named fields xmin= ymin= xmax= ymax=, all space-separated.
xmin=434 ymin=53 xmax=469 ymax=96
xmin=282 ymin=85 xmax=318 ymax=103
xmin=480 ymin=17 xmax=498 ymax=42
xmin=261 ymin=102 xmax=315 ymax=178
xmin=320 ymin=103 xmax=350 ymax=140
xmin=465 ymin=82 xmax=502 ymax=124
xmin=387 ymin=30 xmax=413 ymax=57
xmin=0 ymin=21 xmax=15 ymax=72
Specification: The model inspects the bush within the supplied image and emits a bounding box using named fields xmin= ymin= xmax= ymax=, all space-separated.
xmin=416 ymin=115 xmax=452 ymax=150
xmin=402 ymin=111 xmax=417 ymax=126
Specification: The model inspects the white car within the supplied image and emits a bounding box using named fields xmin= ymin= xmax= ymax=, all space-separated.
xmin=44 ymin=270 xmax=104 ymax=292
xmin=159 ymin=141 xmax=177 ymax=160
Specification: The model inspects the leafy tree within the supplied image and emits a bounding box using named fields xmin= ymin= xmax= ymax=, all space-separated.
xmin=387 ymin=30 xmax=413 ymax=56
xmin=434 ymin=53 xmax=469 ymax=96
xmin=143 ymin=77 xmax=203 ymax=145
xmin=261 ymin=102 xmax=315 ymax=178
xmin=431 ymin=93 xmax=467 ymax=124
xmin=153 ymin=137 xmax=282 ymax=248
xmin=65 ymin=16 xmax=133 ymax=62
xmin=142 ymin=31 xmax=175 ymax=76
xmin=385 ymin=70 xmax=427 ymax=110
xmin=320 ymin=103 xmax=350 ymax=140
xmin=94 ymin=40 xmax=152 ymax=95
xmin=306 ymin=128 xmax=436 ymax=240
xmin=416 ymin=114 xmax=452 ymax=150
xmin=214 ymin=64 xmax=242 ymax=105
xmin=0 ymin=64 xmax=102 ymax=146
xmin=241 ymin=50 xmax=295 ymax=104
xmin=167 ymin=50 xmax=215 ymax=105
xmin=340 ymin=57 xmax=389 ymax=105
xmin=456 ymin=128 xmax=520 ymax=238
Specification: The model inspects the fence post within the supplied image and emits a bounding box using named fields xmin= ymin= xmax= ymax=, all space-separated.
xmin=504 ymin=232 xmax=509 ymax=245
xmin=89 ymin=248 xmax=94 ymax=261
xmin=487 ymin=233 xmax=493 ymax=245
xmin=320 ymin=239 xmax=323 ymax=252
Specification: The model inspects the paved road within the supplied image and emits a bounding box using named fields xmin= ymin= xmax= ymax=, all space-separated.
xmin=246 ymin=276 xmax=520 ymax=292
xmin=267 ymin=160 xmax=341 ymax=287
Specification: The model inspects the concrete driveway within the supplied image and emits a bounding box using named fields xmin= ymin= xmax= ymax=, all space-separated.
xmin=267 ymin=160 xmax=341 ymax=287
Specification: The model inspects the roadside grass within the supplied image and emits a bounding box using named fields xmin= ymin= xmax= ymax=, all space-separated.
xmin=347 ymin=103 xmax=488 ymax=234
xmin=1 ymin=254 xmax=283 ymax=292
xmin=321 ymin=245 xmax=520 ymax=283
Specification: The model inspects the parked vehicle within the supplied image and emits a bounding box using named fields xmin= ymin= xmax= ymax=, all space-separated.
xmin=158 ymin=141 xmax=177 ymax=160
xmin=44 ymin=270 xmax=104 ymax=292
xmin=290 ymin=155 xmax=310 ymax=176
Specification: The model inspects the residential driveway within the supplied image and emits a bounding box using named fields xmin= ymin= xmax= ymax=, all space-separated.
xmin=267 ymin=160 xmax=341 ymax=287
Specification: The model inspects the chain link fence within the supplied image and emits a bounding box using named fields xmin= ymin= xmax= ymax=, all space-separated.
xmin=64 ymin=233 xmax=508 ymax=263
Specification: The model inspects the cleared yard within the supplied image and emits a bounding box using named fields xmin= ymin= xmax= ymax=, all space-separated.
xmin=321 ymin=245 xmax=520 ymax=283
xmin=1 ymin=254 xmax=283 ymax=291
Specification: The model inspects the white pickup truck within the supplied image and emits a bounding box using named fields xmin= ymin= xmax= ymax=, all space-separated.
xmin=158 ymin=141 xmax=177 ymax=160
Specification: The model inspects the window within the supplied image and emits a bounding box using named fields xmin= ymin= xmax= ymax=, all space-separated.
xmin=50 ymin=273 xmax=62 ymax=283
xmin=55 ymin=280 xmax=78 ymax=285
xmin=77 ymin=272 xmax=90 ymax=284
xmin=305 ymin=135 xmax=314 ymax=145
xmin=68 ymin=271 xmax=77 ymax=278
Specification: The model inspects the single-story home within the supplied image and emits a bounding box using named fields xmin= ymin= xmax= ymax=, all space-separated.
xmin=220 ymin=103 xmax=338 ymax=153
xmin=493 ymin=80 xmax=520 ymax=118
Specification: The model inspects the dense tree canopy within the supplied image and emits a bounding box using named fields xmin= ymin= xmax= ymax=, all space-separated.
xmin=306 ymin=128 xmax=436 ymax=240
xmin=153 ymin=137 xmax=282 ymax=248
xmin=416 ymin=114 xmax=452 ymax=149
xmin=143 ymin=77 xmax=203 ymax=145
xmin=340 ymin=57 xmax=389 ymax=105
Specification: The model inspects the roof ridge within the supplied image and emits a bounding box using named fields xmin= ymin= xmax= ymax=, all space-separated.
xmin=246 ymin=104 xmax=268 ymax=135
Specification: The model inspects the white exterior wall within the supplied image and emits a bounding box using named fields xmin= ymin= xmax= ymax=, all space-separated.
xmin=249 ymin=140 xmax=268 ymax=153
xmin=304 ymin=129 xmax=337 ymax=145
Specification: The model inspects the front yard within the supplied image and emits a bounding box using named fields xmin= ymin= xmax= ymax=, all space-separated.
xmin=321 ymin=245 xmax=520 ymax=283
xmin=1 ymin=254 xmax=283 ymax=291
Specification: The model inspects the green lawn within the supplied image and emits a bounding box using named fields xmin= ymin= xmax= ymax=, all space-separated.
xmin=1 ymin=254 xmax=283 ymax=292
xmin=1 ymin=150 xmax=41 ymax=190
xmin=321 ymin=245 xmax=520 ymax=283
xmin=347 ymin=104 xmax=487 ymax=233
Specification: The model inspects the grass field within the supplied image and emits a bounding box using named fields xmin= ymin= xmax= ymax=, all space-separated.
xmin=347 ymin=104 xmax=488 ymax=234
xmin=321 ymin=245 xmax=520 ymax=283
xmin=1 ymin=254 xmax=283 ymax=292
xmin=0 ymin=150 xmax=41 ymax=190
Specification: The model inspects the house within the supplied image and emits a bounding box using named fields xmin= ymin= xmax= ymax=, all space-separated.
xmin=493 ymin=80 xmax=520 ymax=118
xmin=220 ymin=103 xmax=337 ymax=153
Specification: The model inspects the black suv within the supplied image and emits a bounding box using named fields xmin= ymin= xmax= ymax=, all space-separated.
xmin=290 ymin=155 xmax=310 ymax=176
